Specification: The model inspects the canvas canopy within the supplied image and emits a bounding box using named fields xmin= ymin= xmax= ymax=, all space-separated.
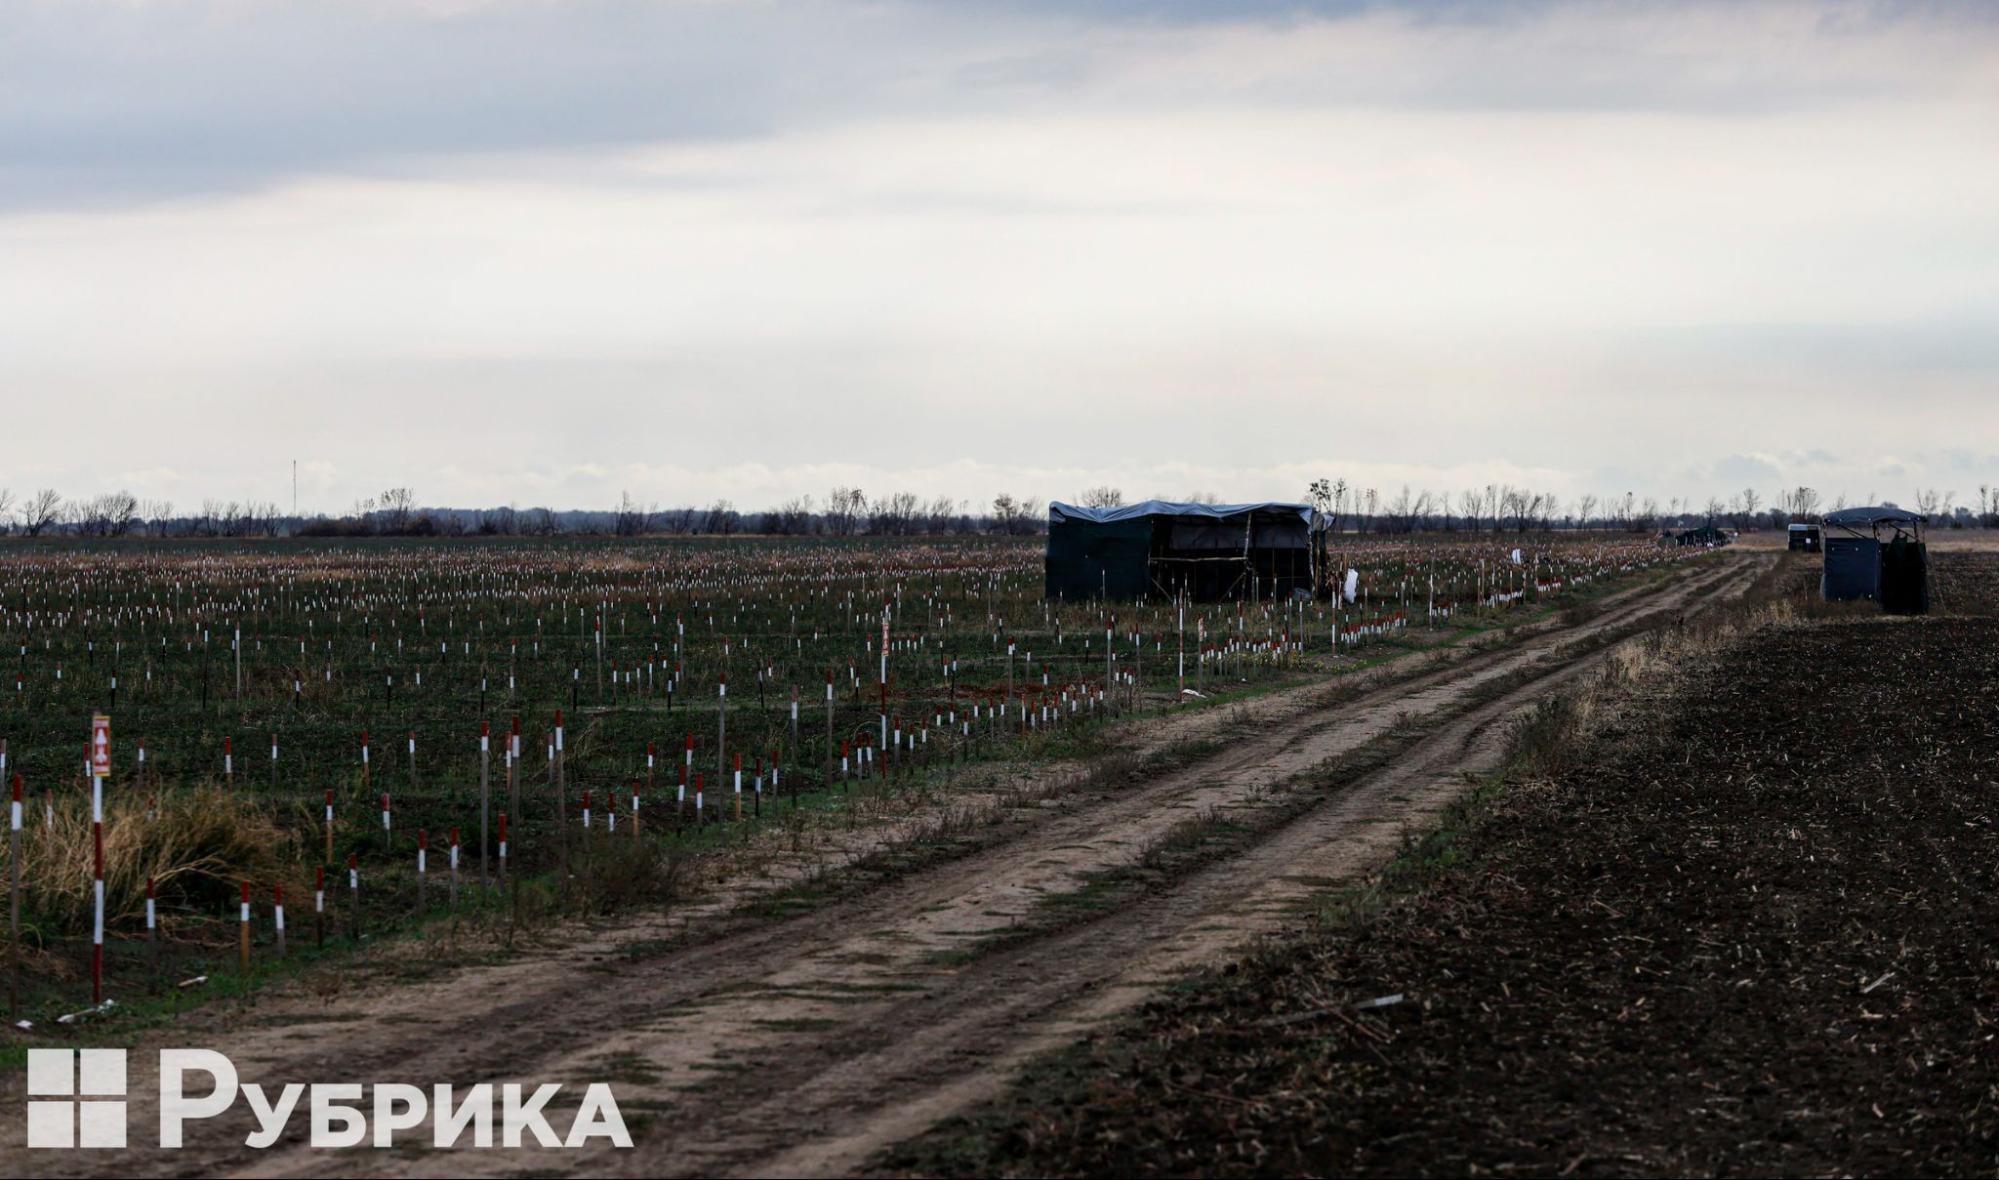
xmin=1819 ymin=507 xmax=1929 ymax=613
xmin=1048 ymin=501 xmax=1315 ymax=526
xmin=1824 ymin=506 xmax=1925 ymax=528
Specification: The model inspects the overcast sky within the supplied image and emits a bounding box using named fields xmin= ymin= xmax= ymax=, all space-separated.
xmin=4 ymin=0 xmax=1997 ymax=516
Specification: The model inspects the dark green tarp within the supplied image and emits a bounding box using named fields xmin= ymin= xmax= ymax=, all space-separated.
xmin=1044 ymin=515 xmax=1154 ymax=601
xmin=1044 ymin=500 xmax=1316 ymax=602
xmin=1880 ymin=535 xmax=1930 ymax=614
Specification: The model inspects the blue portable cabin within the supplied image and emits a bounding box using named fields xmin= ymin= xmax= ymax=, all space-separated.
xmin=1820 ymin=506 xmax=1928 ymax=613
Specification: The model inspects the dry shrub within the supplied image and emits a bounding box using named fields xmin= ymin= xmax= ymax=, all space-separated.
xmin=1 ymin=786 xmax=295 ymax=938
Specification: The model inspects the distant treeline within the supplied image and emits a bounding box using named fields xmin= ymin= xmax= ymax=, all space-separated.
xmin=0 ymin=486 xmax=1049 ymax=539
xmin=1 ymin=481 xmax=1994 ymax=540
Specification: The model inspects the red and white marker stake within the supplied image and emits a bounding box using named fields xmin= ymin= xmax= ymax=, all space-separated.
xmin=91 ymin=713 xmax=109 ymax=1005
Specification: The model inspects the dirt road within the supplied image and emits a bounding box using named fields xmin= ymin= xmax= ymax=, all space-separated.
xmin=7 ymin=554 xmax=1763 ymax=1179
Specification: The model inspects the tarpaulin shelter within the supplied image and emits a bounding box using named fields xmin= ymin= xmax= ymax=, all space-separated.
xmin=1821 ymin=506 xmax=1928 ymax=613
xmin=1044 ymin=500 xmax=1316 ymax=602
xmin=1672 ymin=525 xmax=1730 ymax=548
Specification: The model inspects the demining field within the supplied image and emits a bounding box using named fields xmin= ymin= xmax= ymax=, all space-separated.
xmin=0 ymin=532 xmax=1689 ymax=1024
xmin=0 ymin=530 xmax=1734 ymax=1175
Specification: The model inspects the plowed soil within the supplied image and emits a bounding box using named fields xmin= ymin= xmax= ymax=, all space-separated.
xmin=884 ymin=566 xmax=1999 ymax=1177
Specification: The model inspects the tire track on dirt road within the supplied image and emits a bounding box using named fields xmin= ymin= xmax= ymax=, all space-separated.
xmin=7 ymin=556 xmax=1754 ymax=1179
xmin=648 ymin=556 xmax=1766 ymax=1179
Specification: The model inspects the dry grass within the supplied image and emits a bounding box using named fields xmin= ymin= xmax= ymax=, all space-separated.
xmin=2 ymin=786 xmax=297 ymax=938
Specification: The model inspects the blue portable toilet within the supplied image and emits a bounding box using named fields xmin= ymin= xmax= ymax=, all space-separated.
xmin=1820 ymin=506 xmax=1928 ymax=612
xmin=1821 ymin=534 xmax=1880 ymax=600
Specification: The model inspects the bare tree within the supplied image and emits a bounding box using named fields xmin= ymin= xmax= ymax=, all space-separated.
xmin=613 ymin=490 xmax=659 ymax=537
xmin=924 ymin=495 xmax=958 ymax=533
xmin=703 ymin=499 xmax=738 ymax=535
xmin=1387 ymin=486 xmax=1414 ymax=533
xmin=1790 ymin=486 xmax=1822 ymax=521
xmin=18 ymin=488 xmax=62 ymax=537
xmin=989 ymin=493 xmax=1044 ymax=536
xmin=768 ymin=495 xmax=814 ymax=535
xmin=870 ymin=491 xmax=922 ymax=535
xmin=1454 ymin=489 xmax=1481 ymax=534
xmin=373 ymin=487 xmax=416 ymax=533
xmin=136 ymin=499 xmax=174 ymax=535
xmin=477 ymin=505 xmax=519 ymax=535
xmin=1307 ymin=478 xmax=1333 ymax=522
xmin=825 ymin=487 xmax=865 ymax=536
xmin=69 ymin=490 xmax=140 ymax=537
xmin=991 ymin=493 xmax=1021 ymax=535
xmin=1078 ymin=485 xmax=1125 ymax=509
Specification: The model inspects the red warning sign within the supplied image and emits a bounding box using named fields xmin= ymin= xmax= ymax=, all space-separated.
xmin=91 ymin=713 xmax=111 ymax=778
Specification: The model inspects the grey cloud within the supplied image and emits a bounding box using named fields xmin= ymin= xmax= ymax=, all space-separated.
xmin=8 ymin=1 xmax=1997 ymax=209
xmin=1711 ymin=453 xmax=1785 ymax=486
xmin=0 ymin=2 xmax=1006 ymax=208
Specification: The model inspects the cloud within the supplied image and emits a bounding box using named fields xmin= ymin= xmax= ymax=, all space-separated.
xmin=4 ymin=1 xmax=1999 ymax=511
xmin=7 ymin=1 xmax=1996 ymax=208
xmin=1707 ymin=453 xmax=1787 ymax=487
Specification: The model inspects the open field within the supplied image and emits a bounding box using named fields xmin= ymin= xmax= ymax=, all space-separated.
xmin=0 ymin=531 xmax=1691 ymax=1026
xmin=5 ymin=536 xmax=1986 ymax=1180
xmin=880 ymin=549 xmax=1999 ymax=1178
xmin=0 ymin=533 xmax=1742 ymax=1175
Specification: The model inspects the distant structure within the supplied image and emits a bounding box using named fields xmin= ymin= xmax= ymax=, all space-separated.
xmin=1670 ymin=524 xmax=1731 ymax=548
xmin=1044 ymin=500 xmax=1316 ymax=602
xmin=1786 ymin=522 xmax=1822 ymax=553
xmin=1820 ymin=506 xmax=1928 ymax=613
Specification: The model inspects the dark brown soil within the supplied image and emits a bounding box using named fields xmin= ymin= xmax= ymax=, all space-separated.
xmin=884 ymin=605 xmax=1999 ymax=1176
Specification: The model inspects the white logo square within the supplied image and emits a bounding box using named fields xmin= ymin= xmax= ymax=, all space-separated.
xmin=25 ymin=1049 xmax=127 ymax=1148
